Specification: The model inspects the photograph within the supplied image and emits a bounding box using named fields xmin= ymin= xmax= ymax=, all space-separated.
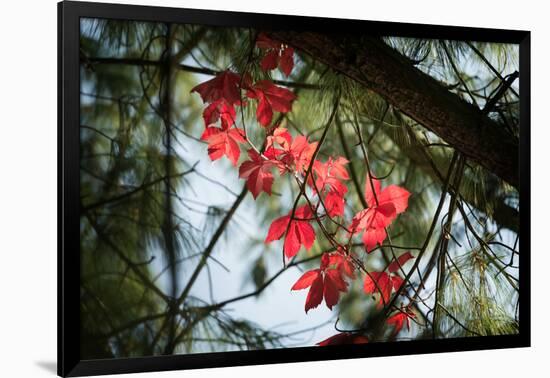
xmin=78 ymin=16 xmax=521 ymax=360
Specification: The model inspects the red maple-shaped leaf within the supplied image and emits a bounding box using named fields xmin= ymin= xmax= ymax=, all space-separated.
xmin=256 ymin=33 xmax=295 ymax=76
xmin=351 ymin=175 xmax=410 ymax=252
xmin=238 ymin=149 xmax=278 ymax=199
xmin=265 ymin=204 xmax=316 ymax=258
xmin=317 ymin=333 xmax=369 ymax=346
xmin=201 ymin=122 xmax=245 ymax=166
xmin=246 ymin=80 xmax=296 ymax=126
xmin=291 ymin=253 xmax=350 ymax=312
xmin=191 ymin=70 xmax=242 ymax=105
xmin=387 ymin=307 xmax=416 ymax=336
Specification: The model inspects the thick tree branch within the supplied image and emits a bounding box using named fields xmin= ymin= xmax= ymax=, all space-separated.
xmin=266 ymin=32 xmax=519 ymax=188
xmin=400 ymin=125 xmax=519 ymax=233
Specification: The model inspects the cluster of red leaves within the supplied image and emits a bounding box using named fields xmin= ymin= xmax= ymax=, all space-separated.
xmin=256 ymin=33 xmax=294 ymax=76
xmin=291 ymin=251 xmax=355 ymax=312
xmin=191 ymin=33 xmax=415 ymax=343
xmin=192 ymin=71 xmax=245 ymax=165
xmin=191 ymin=71 xmax=296 ymax=168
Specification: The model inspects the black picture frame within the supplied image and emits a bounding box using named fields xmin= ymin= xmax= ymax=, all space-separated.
xmin=58 ymin=1 xmax=531 ymax=376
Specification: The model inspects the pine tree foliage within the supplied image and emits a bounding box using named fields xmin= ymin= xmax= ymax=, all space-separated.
xmin=79 ymin=18 xmax=520 ymax=357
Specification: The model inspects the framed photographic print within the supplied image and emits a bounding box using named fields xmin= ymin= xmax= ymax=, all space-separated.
xmin=58 ymin=1 xmax=530 ymax=376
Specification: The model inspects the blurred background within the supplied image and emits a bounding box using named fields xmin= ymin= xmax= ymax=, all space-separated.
xmin=79 ymin=18 xmax=520 ymax=359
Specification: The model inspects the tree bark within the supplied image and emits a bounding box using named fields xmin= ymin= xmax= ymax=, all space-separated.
xmin=268 ymin=32 xmax=519 ymax=188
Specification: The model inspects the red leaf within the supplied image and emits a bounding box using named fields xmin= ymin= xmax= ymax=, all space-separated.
xmin=391 ymin=275 xmax=404 ymax=292
xmin=363 ymin=269 xmax=410 ymax=307
xmin=323 ymin=250 xmax=356 ymax=279
xmin=279 ymin=47 xmax=295 ymax=76
xmin=260 ymin=49 xmax=279 ymax=72
xmin=256 ymin=33 xmax=280 ymax=49
xmin=291 ymin=268 xmax=324 ymax=313
xmin=246 ymin=80 xmax=296 ymax=126
xmin=339 ymin=254 xmax=356 ymax=280
xmin=292 ymin=252 xmax=354 ymax=312
xmin=265 ymin=214 xmax=290 ymax=243
xmin=317 ymin=333 xmax=368 ymax=346
xmin=324 ymin=269 xmax=348 ymax=310
xmin=363 ymin=271 xmax=392 ymax=307
xmin=256 ymin=33 xmax=295 ymax=76
xmin=266 ymin=127 xmax=292 ymax=150
xmin=286 ymin=135 xmax=318 ymax=174
xmin=324 ymin=190 xmax=345 ymax=217
xmin=265 ymin=205 xmax=316 ymax=258
xmin=364 ymin=175 xmax=410 ymax=215
xmin=285 ymin=220 xmax=315 ymax=258
xmin=292 ymin=252 xmax=349 ymax=312
xmin=386 ymin=308 xmax=416 ymax=336
xmin=304 ymin=272 xmax=324 ymax=313
xmin=351 ymin=202 xmax=396 ymax=232
xmin=238 ymin=149 xmax=276 ymax=198
xmin=351 ymin=202 xmax=395 ymax=234
xmin=378 ymin=185 xmax=411 ymax=214
xmin=313 ymin=157 xmax=349 ymax=196
xmin=200 ymin=124 xmax=245 ymax=166
xmin=266 ymin=130 xmax=318 ymax=175
xmin=321 ymin=248 xmax=355 ymax=279
xmin=361 ymin=226 xmax=387 ymax=252
xmin=202 ymin=99 xmax=236 ymax=127
xmin=364 ymin=177 xmax=381 ymax=207
xmin=321 ymin=157 xmax=350 ymax=182
xmin=323 ymin=274 xmax=341 ymax=310
xmin=313 ymin=158 xmax=349 ymax=215
xmin=191 ymin=70 xmax=242 ymax=105
xmin=291 ymin=269 xmax=320 ymax=290
xmin=351 ymin=175 xmax=410 ymax=252
xmin=350 ymin=206 xmax=394 ymax=252
xmin=284 ymin=205 xmax=316 ymax=258
xmin=388 ymin=251 xmax=415 ymax=273
xmin=283 ymin=223 xmax=301 ymax=258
